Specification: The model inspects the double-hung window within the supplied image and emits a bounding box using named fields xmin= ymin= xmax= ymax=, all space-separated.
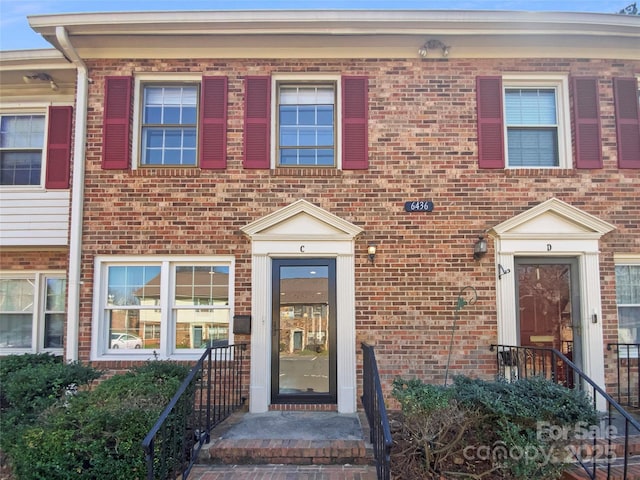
xmin=140 ymin=85 xmax=198 ymax=166
xmin=615 ymin=259 xmax=640 ymax=357
xmin=0 ymin=114 xmax=45 ymax=186
xmin=277 ymin=83 xmax=336 ymax=167
xmin=0 ymin=273 xmax=65 ymax=354
xmin=491 ymin=76 xmax=572 ymax=169
xmin=505 ymin=88 xmax=559 ymax=167
xmin=476 ymin=74 xmax=568 ymax=169
xmin=94 ymin=256 xmax=233 ymax=359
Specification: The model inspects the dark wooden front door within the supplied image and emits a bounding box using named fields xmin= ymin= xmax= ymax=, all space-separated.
xmin=516 ymin=258 xmax=581 ymax=367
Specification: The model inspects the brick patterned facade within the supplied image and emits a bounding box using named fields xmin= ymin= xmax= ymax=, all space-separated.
xmin=74 ymin=56 xmax=640 ymax=402
xmin=2 ymin=11 xmax=638 ymax=411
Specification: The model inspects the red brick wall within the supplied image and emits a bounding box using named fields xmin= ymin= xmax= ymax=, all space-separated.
xmin=0 ymin=250 xmax=68 ymax=271
xmin=79 ymin=57 xmax=639 ymax=401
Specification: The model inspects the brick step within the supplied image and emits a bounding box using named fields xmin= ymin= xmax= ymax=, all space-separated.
xmin=561 ymin=460 xmax=640 ymax=480
xmin=199 ymin=437 xmax=373 ymax=465
xmin=560 ymin=438 xmax=640 ymax=480
xmin=188 ymin=464 xmax=379 ymax=480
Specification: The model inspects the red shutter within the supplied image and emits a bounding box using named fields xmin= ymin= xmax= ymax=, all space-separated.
xmin=200 ymin=76 xmax=228 ymax=169
xmin=243 ymin=76 xmax=270 ymax=169
xmin=102 ymin=76 xmax=132 ymax=170
xmin=342 ymin=76 xmax=369 ymax=170
xmin=613 ymin=77 xmax=640 ymax=169
xmin=476 ymin=76 xmax=505 ymax=169
xmin=45 ymin=106 xmax=73 ymax=189
xmin=573 ymin=77 xmax=602 ymax=169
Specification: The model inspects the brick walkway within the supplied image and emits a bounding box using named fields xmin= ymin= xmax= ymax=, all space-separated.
xmin=188 ymin=464 xmax=378 ymax=479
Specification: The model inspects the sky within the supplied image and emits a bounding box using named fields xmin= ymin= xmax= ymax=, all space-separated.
xmin=0 ymin=0 xmax=630 ymax=51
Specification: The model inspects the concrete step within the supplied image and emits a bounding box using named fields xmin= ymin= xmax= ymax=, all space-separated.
xmin=195 ymin=409 xmax=375 ymax=467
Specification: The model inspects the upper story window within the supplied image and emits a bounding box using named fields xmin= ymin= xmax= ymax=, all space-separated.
xmin=0 ymin=272 xmax=65 ymax=354
xmin=477 ymin=75 xmax=572 ymax=169
xmin=141 ymin=85 xmax=198 ymax=166
xmin=0 ymin=114 xmax=45 ymax=186
xmin=504 ymin=88 xmax=559 ymax=167
xmin=504 ymin=77 xmax=570 ymax=168
xmin=277 ymin=83 xmax=335 ymax=167
xmin=107 ymin=74 xmax=226 ymax=171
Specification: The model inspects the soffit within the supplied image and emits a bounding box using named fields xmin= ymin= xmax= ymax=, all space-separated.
xmin=27 ymin=10 xmax=640 ymax=60
xmin=0 ymin=49 xmax=76 ymax=101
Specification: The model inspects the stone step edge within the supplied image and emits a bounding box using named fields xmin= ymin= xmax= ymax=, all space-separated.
xmin=199 ymin=439 xmax=374 ymax=466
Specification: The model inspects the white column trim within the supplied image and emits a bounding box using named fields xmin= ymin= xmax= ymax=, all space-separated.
xmin=249 ymin=254 xmax=271 ymax=413
xmin=336 ymin=253 xmax=357 ymax=413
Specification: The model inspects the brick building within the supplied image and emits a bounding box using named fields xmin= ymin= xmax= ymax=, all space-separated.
xmin=1 ymin=10 xmax=639 ymax=414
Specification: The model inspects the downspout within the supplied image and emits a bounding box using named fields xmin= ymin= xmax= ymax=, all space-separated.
xmin=56 ymin=26 xmax=88 ymax=363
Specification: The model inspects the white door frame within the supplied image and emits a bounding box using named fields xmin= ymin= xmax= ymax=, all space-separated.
xmin=490 ymin=198 xmax=615 ymax=394
xmin=241 ymin=200 xmax=363 ymax=413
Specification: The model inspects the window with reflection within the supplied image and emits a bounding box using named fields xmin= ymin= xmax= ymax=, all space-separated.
xmin=0 ymin=273 xmax=65 ymax=353
xmin=616 ymin=264 xmax=640 ymax=355
xmin=174 ymin=265 xmax=229 ymax=349
xmin=98 ymin=258 xmax=233 ymax=357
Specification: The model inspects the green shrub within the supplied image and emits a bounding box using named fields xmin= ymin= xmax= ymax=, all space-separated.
xmin=0 ymin=354 xmax=102 ymax=456
xmin=391 ymin=375 xmax=598 ymax=480
xmin=5 ymin=360 xmax=191 ymax=480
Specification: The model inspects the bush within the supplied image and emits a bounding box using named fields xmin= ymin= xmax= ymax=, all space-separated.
xmin=391 ymin=375 xmax=598 ymax=480
xmin=2 ymin=359 xmax=190 ymax=480
xmin=0 ymin=354 xmax=102 ymax=453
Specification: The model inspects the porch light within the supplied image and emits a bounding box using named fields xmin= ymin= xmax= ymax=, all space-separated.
xmin=368 ymin=244 xmax=377 ymax=263
xmin=473 ymin=236 xmax=488 ymax=260
xmin=22 ymin=72 xmax=58 ymax=91
xmin=418 ymin=39 xmax=450 ymax=58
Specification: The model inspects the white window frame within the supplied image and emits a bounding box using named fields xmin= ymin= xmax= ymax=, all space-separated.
xmin=0 ymin=106 xmax=49 ymax=190
xmin=271 ymin=73 xmax=342 ymax=169
xmin=614 ymin=254 xmax=640 ymax=359
xmin=91 ymin=255 xmax=235 ymax=361
xmin=502 ymin=75 xmax=572 ymax=169
xmin=0 ymin=271 xmax=65 ymax=355
xmin=131 ymin=74 xmax=202 ymax=170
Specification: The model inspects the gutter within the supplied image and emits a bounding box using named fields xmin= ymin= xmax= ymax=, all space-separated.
xmin=55 ymin=26 xmax=87 ymax=363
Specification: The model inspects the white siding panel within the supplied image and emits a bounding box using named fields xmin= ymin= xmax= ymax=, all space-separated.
xmin=0 ymin=191 xmax=70 ymax=246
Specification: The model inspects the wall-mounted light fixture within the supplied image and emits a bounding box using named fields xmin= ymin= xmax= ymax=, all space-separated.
xmin=473 ymin=236 xmax=488 ymax=260
xmin=368 ymin=244 xmax=377 ymax=263
xmin=22 ymin=72 xmax=58 ymax=91
xmin=418 ymin=39 xmax=450 ymax=58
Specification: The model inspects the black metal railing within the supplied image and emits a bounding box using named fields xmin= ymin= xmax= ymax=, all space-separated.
xmin=142 ymin=343 xmax=247 ymax=480
xmin=607 ymin=343 xmax=640 ymax=409
xmin=491 ymin=344 xmax=640 ymax=480
xmin=361 ymin=343 xmax=393 ymax=480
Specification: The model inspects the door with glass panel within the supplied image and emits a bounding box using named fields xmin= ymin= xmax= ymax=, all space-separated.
xmin=271 ymin=258 xmax=336 ymax=404
xmin=516 ymin=258 xmax=582 ymax=383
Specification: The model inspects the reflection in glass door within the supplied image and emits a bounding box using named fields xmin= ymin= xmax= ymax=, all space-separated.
xmin=271 ymin=258 xmax=336 ymax=404
xmin=516 ymin=258 xmax=582 ymax=382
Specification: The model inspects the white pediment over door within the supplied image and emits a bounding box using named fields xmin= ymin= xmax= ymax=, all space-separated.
xmin=489 ymin=197 xmax=615 ymax=403
xmin=241 ymin=199 xmax=363 ymax=241
xmin=490 ymin=197 xmax=615 ymax=240
xmin=240 ymin=199 xmax=363 ymax=414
